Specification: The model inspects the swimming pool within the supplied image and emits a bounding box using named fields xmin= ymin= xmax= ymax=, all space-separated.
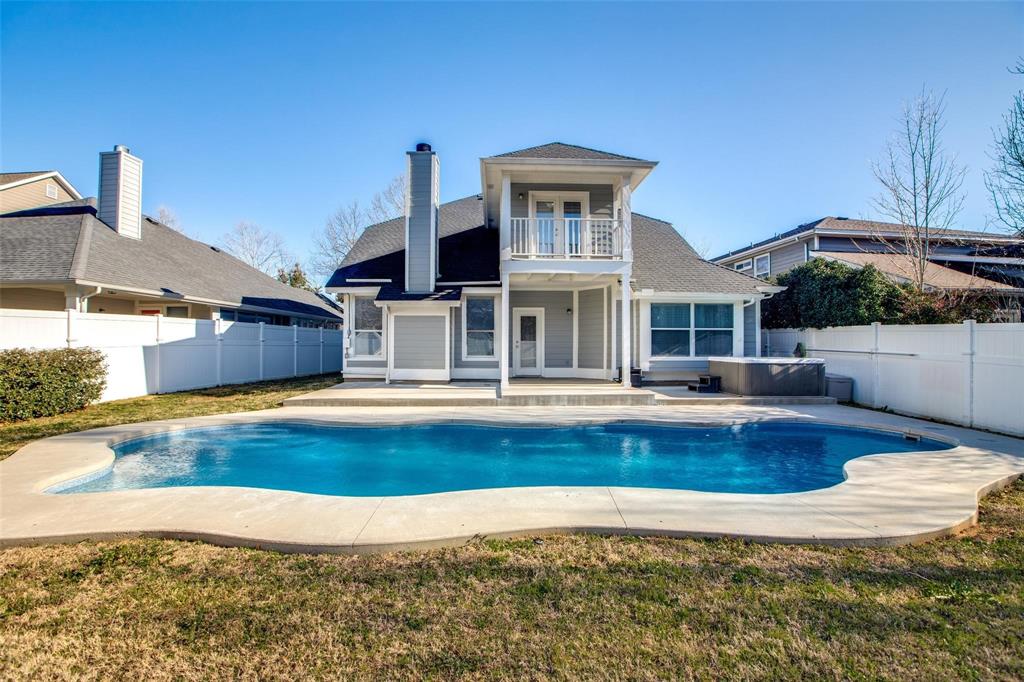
xmin=53 ymin=421 xmax=952 ymax=497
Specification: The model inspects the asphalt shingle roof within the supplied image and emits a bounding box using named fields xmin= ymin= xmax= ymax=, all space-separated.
xmin=0 ymin=171 xmax=55 ymax=186
xmin=491 ymin=142 xmax=651 ymax=163
xmin=329 ymin=195 xmax=764 ymax=296
xmin=712 ymin=216 xmax=1008 ymax=261
xmin=1 ymin=204 xmax=340 ymax=319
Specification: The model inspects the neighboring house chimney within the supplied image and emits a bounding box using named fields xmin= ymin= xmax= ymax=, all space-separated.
xmin=404 ymin=142 xmax=439 ymax=292
xmin=98 ymin=145 xmax=143 ymax=239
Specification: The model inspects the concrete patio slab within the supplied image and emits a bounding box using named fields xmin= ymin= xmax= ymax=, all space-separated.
xmin=1 ymin=403 xmax=1021 ymax=553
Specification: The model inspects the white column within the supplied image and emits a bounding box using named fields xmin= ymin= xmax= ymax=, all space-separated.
xmin=500 ymin=273 xmax=510 ymax=387
xmin=733 ymin=301 xmax=744 ymax=357
xmin=755 ymin=299 xmax=762 ymax=357
xmin=500 ymin=173 xmax=512 ymax=256
xmin=293 ymin=324 xmax=299 ymax=376
xmin=620 ymin=274 xmax=632 ymax=387
xmin=619 ymin=178 xmax=633 ymax=262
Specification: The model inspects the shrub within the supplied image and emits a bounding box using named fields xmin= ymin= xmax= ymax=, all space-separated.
xmin=0 ymin=348 xmax=107 ymax=422
xmin=762 ymin=259 xmax=904 ymax=329
xmin=762 ymin=258 xmax=1002 ymax=329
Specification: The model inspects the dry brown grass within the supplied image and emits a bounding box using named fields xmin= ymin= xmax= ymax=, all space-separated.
xmin=2 ymin=481 xmax=1022 ymax=680
xmin=0 ymin=375 xmax=338 ymax=461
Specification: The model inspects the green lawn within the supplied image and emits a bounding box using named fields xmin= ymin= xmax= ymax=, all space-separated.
xmin=1 ymin=379 xmax=1022 ymax=679
xmin=0 ymin=375 xmax=338 ymax=461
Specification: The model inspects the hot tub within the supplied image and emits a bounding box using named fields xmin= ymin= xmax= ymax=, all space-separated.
xmin=708 ymin=357 xmax=826 ymax=396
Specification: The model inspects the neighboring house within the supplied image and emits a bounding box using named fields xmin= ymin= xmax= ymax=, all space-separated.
xmin=1 ymin=146 xmax=341 ymax=328
xmin=711 ymin=216 xmax=1024 ymax=291
xmin=327 ymin=142 xmax=780 ymax=386
xmin=0 ymin=171 xmax=82 ymax=213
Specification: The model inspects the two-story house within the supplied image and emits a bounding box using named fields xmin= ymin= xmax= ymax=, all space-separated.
xmin=711 ymin=217 xmax=1024 ymax=291
xmin=327 ymin=142 xmax=780 ymax=387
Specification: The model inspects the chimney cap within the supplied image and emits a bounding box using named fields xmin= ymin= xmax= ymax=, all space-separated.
xmin=113 ymin=144 xmax=131 ymax=153
xmin=415 ymin=142 xmax=432 ymax=152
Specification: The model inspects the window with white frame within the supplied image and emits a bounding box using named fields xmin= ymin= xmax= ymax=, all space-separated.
xmin=650 ymin=304 xmax=691 ymax=356
xmin=463 ymin=296 xmax=496 ymax=359
xmin=352 ymin=296 xmax=383 ymax=356
xmin=694 ymin=304 xmax=734 ymax=356
xmin=650 ymin=303 xmax=735 ymax=357
xmin=733 ymin=259 xmax=752 ymax=272
xmin=754 ymin=254 xmax=770 ymax=278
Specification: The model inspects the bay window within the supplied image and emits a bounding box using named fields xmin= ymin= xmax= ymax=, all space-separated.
xmin=352 ymin=296 xmax=382 ymax=357
xmin=650 ymin=303 xmax=735 ymax=357
xmin=463 ymin=296 xmax=496 ymax=359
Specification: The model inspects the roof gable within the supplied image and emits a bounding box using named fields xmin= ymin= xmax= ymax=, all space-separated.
xmin=491 ymin=142 xmax=650 ymax=162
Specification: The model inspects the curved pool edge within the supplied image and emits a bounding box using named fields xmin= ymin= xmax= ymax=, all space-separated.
xmin=2 ymin=405 xmax=1022 ymax=553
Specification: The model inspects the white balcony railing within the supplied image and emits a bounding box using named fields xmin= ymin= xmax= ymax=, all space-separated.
xmin=510 ymin=218 xmax=623 ymax=258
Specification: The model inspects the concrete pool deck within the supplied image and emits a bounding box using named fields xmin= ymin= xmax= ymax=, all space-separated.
xmin=1 ymin=403 xmax=1022 ymax=553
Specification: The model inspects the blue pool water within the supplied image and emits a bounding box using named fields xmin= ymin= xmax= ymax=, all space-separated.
xmin=55 ymin=421 xmax=951 ymax=496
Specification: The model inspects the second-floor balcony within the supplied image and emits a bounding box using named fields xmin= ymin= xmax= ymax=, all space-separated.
xmin=510 ymin=217 xmax=623 ymax=259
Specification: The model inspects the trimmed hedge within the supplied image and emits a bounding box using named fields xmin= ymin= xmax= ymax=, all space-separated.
xmin=0 ymin=348 xmax=107 ymax=422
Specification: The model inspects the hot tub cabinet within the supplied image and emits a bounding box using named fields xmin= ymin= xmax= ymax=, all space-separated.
xmin=708 ymin=357 xmax=825 ymax=396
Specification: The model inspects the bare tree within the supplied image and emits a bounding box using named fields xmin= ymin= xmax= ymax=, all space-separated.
xmin=871 ymin=89 xmax=968 ymax=291
xmin=220 ymin=221 xmax=291 ymax=275
xmin=155 ymin=205 xmax=183 ymax=233
xmin=986 ymin=59 xmax=1024 ymax=237
xmin=309 ymin=201 xmax=366 ymax=278
xmin=308 ymin=174 xmax=408 ymax=279
xmin=368 ymin=174 xmax=406 ymax=224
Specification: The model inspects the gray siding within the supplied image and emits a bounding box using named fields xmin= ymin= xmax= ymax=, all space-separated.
xmin=769 ymin=239 xmax=809 ymax=277
xmin=510 ymin=184 xmax=613 ymax=218
xmin=577 ymin=288 xmax=603 ymax=369
xmin=743 ymin=303 xmax=756 ymax=356
xmin=452 ymin=304 xmax=499 ymax=369
xmin=508 ymin=290 xmax=573 ymax=369
xmin=405 ymin=152 xmax=438 ymax=292
xmin=393 ymin=315 xmax=446 ymax=370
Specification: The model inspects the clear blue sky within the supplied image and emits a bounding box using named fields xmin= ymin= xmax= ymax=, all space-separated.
xmin=3 ymin=1 xmax=1021 ymax=275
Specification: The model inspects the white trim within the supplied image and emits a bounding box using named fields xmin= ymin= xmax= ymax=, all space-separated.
xmin=341 ymin=369 xmax=386 ymax=379
xmin=0 ymin=170 xmax=82 ymax=199
xmin=646 ymin=301 xmax=739 ymax=362
xmin=754 ymin=253 xmax=770 ymax=278
xmin=734 ymin=258 xmax=753 ymax=272
xmin=345 ymin=279 xmax=392 ymax=283
xmin=403 ymin=153 xmax=412 ymax=293
xmin=349 ymin=294 xmax=385 ymax=361
xmin=512 ymin=307 xmax=544 ymax=376
xmin=460 ymin=293 xmax=498 ymax=362
xmin=755 ymin=299 xmax=762 ymax=357
xmin=438 ymin=281 xmax=501 ymax=286
xmin=610 ymin=287 xmax=618 ymax=376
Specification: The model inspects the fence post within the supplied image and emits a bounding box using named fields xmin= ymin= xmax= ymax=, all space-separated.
xmin=871 ymin=321 xmax=881 ymax=409
xmin=319 ymin=327 xmax=324 ymax=374
xmin=65 ymin=308 xmax=76 ymax=348
xmin=293 ymin=324 xmax=298 ymax=377
xmin=155 ymin=314 xmax=163 ymax=394
xmin=215 ymin=318 xmax=223 ymax=387
xmin=964 ymin=319 xmax=976 ymax=428
xmin=258 ymin=322 xmax=265 ymax=381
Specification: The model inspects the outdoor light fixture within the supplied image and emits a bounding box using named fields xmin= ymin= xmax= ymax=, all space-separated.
xmin=567 ymin=308 xmax=573 ymax=315
xmin=517 ymin=192 xmax=524 ymax=200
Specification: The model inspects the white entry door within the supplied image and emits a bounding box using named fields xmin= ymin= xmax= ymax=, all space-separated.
xmin=513 ymin=308 xmax=544 ymax=376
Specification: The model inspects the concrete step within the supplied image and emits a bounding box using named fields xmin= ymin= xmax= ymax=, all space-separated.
xmin=653 ymin=395 xmax=837 ymax=406
xmin=498 ymin=392 xmax=657 ymax=407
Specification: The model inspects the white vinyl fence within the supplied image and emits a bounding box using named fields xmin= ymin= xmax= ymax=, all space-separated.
xmin=764 ymin=322 xmax=1024 ymax=437
xmin=0 ymin=309 xmax=343 ymax=402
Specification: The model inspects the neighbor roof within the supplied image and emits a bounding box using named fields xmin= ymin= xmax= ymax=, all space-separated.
xmin=712 ymin=216 xmax=1015 ymax=262
xmin=1 ymin=170 xmax=83 ymax=202
xmin=491 ymin=142 xmax=651 ymax=163
xmin=0 ymin=202 xmax=341 ymax=319
xmin=328 ymin=195 xmax=765 ymax=296
xmin=814 ymin=251 xmax=1017 ymax=291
